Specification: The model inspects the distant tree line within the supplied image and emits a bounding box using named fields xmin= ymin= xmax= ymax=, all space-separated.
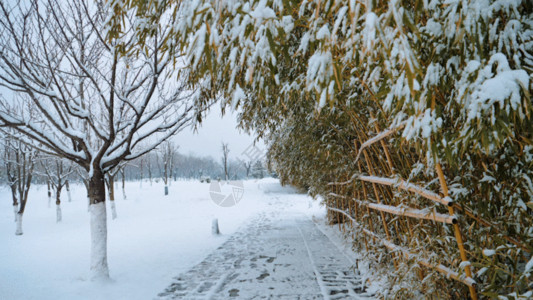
xmin=1 ymin=139 xmax=269 ymax=186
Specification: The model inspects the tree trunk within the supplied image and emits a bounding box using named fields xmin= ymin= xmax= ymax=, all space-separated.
xmin=84 ymin=179 xmax=90 ymax=212
xmin=15 ymin=213 xmax=23 ymax=235
xmin=13 ymin=204 xmax=17 ymax=222
xmin=88 ymin=169 xmax=109 ymax=280
xmin=212 ymin=218 xmax=220 ymax=235
xmin=121 ymin=170 xmax=126 ymax=200
xmin=56 ymin=204 xmax=62 ymax=222
xmin=16 ymin=194 xmax=29 ymax=236
xmin=139 ymin=160 xmax=143 ymax=188
xmin=56 ymin=188 xmax=62 ymax=223
xmin=164 ymin=185 xmax=168 ymax=195
xmin=66 ymin=180 xmax=72 ymax=202
xmin=110 ymin=201 xmax=117 ymax=220
xmin=10 ymin=185 xmax=18 ymax=222
xmin=47 ymin=180 xmax=52 ymax=208
xmin=107 ymin=175 xmax=118 ymax=220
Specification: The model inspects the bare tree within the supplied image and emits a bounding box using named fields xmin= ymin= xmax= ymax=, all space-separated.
xmin=46 ymin=179 xmax=52 ymax=208
xmin=158 ymin=141 xmax=178 ymax=195
xmin=242 ymin=160 xmax=253 ymax=178
xmin=138 ymin=156 xmax=144 ymax=188
xmin=119 ymin=167 xmax=126 ymax=200
xmin=104 ymin=165 xmax=123 ymax=220
xmin=75 ymin=166 xmax=91 ymax=212
xmin=147 ymin=153 xmax=153 ymax=186
xmin=65 ymin=179 xmax=72 ymax=202
xmin=3 ymin=139 xmax=19 ymax=222
xmin=3 ymin=137 xmax=37 ymax=235
xmin=0 ymin=0 xmax=198 ymax=279
xmin=40 ymin=157 xmax=73 ymax=222
xmin=221 ymin=142 xmax=230 ymax=181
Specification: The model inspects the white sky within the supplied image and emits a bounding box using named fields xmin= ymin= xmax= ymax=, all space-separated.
xmin=172 ymin=108 xmax=265 ymax=161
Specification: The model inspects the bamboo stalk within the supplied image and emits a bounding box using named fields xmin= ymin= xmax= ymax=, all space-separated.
xmin=372 ymin=120 xmax=417 ymax=267
xmin=329 ymin=193 xmax=457 ymax=224
xmin=361 ymin=201 xmax=456 ymax=224
xmin=336 ymin=183 xmax=342 ymax=230
xmin=436 ymin=163 xmax=478 ymax=300
xmin=363 ymin=150 xmax=393 ymax=241
xmin=363 ymin=149 xmax=398 ymax=269
xmin=326 ymin=206 xmax=477 ymax=288
xmin=354 ymin=121 xmax=407 ymax=163
xmin=358 ymin=161 xmax=376 ymax=243
xmin=358 ymin=175 xmax=452 ymax=206
xmin=353 ymin=181 xmax=359 ymax=220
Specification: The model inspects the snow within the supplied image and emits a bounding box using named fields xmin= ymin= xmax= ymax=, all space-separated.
xmin=364 ymin=12 xmax=378 ymax=49
xmin=0 ymin=178 xmax=367 ymax=299
xmin=298 ymin=32 xmax=311 ymax=54
xmin=424 ymin=19 xmax=442 ymax=36
xmin=306 ymin=51 xmax=333 ymax=95
xmin=232 ymin=84 xmax=246 ymax=108
xmin=469 ymin=70 xmax=529 ymax=120
xmin=524 ymin=256 xmax=533 ymax=274
xmin=482 ymin=249 xmax=496 ymax=257
xmin=249 ymin=0 xmax=276 ymax=20
xmin=316 ymin=25 xmax=330 ymax=40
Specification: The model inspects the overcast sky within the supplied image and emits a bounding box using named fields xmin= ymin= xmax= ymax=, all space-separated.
xmin=172 ymin=108 xmax=265 ymax=161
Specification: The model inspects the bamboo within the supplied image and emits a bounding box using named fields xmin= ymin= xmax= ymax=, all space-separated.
xmin=363 ymin=150 xmax=392 ymax=241
xmin=336 ymin=183 xmax=341 ymax=230
xmin=353 ymin=181 xmax=359 ymax=220
xmin=354 ymin=121 xmax=407 ymax=163
xmin=381 ymin=240 xmax=477 ymax=288
xmin=358 ymin=175 xmax=452 ymax=206
xmin=453 ymin=204 xmax=529 ymax=253
xmin=358 ymin=161 xmax=376 ymax=243
xmin=436 ymin=163 xmax=478 ymax=300
xmin=360 ymin=200 xmax=457 ymax=224
xmin=328 ymin=192 xmax=457 ymax=224
xmin=326 ymin=206 xmax=477 ymax=288
xmin=363 ymin=149 xmax=398 ymax=269
xmin=373 ymin=125 xmax=417 ymax=270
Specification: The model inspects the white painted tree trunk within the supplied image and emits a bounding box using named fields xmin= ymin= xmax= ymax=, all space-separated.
xmin=90 ymin=202 xmax=109 ymax=280
xmin=13 ymin=205 xmax=17 ymax=222
xmin=56 ymin=204 xmax=62 ymax=222
xmin=48 ymin=194 xmax=51 ymax=208
xmin=67 ymin=189 xmax=72 ymax=202
xmin=164 ymin=185 xmax=168 ymax=195
xmin=110 ymin=201 xmax=117 ymax=220
xmin=87 ymin=196 xmax=90 ymax=212
xmin=15 ymin=213 xmax=23 ymax=235
xmin=122 ymin=187 xmax=127 ymax=200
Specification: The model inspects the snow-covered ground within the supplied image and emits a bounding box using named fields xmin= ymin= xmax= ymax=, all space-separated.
xmin=0 ymin=178 xmax=378 ymax=299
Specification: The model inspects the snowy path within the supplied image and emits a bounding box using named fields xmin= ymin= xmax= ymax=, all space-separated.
xmin=158 ymin=197 xmax=375 ymax=300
